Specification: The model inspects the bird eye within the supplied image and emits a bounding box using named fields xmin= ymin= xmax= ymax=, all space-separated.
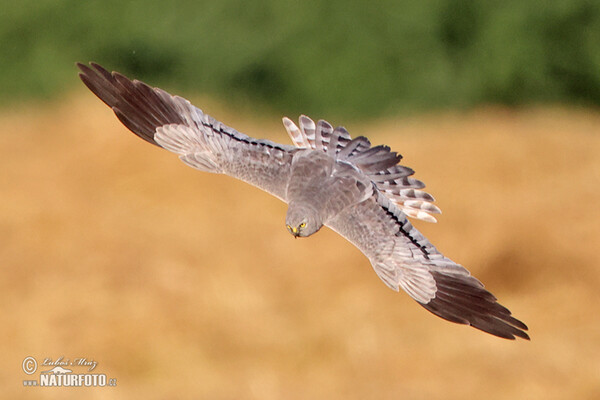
xmin=286 ymin=225 xmax=292 ymax=231
xmin=299 ymin=222 xmax=306 ymax=228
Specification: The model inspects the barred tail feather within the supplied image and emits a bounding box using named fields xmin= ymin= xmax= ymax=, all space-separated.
xmin=299 ymin=115 xmax=316 ymax=148
xmin=315 ymin=119 xmax=333 ymax=152
xmin=283 ymin=117 xmax=310 ymax=148
xmin=280 ymin=114 xmax=442 ymax=223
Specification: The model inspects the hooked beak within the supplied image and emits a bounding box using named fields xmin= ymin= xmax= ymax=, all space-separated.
xmin=286 ymin=224 xmax=301 ymax=238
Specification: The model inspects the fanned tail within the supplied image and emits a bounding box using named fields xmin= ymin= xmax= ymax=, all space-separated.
xmin=282 ymin=115 xmax=441 ymax=222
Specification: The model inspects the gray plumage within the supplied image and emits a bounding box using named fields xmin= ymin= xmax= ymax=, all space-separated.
xmin=77 ymin=62 xmax=529 ymax=340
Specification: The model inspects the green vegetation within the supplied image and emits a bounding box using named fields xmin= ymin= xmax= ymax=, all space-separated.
xmin=2 ymin=0 xmax=600 ymax=118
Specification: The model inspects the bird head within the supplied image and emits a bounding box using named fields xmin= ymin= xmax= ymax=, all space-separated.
xmin=285 ymin=204 xmax=322 ymax=238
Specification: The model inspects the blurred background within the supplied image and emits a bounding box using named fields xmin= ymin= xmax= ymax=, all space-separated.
xmin=1 ymin=0 xmax=599 ymax=399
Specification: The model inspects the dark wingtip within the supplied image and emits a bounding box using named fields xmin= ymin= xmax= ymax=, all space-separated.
xmin=516 ymin=329 xmax=531 ymax=341
xmin=76 ymin=61 xmax=189 ymax=147
xmin=76 ymin=62 xmax=99 ymax=76
xmin=76 ymin=62 xmax=91 ymax=81
xmin=421 ymin=271 xmax=530 ymax=341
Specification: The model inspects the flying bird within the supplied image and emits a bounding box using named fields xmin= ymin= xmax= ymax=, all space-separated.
xmin=77 ymin=62 xmax=529 ymax=340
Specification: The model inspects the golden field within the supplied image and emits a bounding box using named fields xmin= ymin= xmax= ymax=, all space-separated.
xmin=1 ymin=94 xmax=599 ymax=399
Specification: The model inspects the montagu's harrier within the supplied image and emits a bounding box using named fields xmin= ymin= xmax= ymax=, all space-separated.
xmin=78 ymin=62 xmax=529 ymax=340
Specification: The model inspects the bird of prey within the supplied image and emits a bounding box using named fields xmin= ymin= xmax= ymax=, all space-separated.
xmin=77 ymin=62 xmax=529 ymax=340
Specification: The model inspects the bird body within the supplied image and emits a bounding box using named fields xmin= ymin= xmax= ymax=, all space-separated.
xmin=78 ymin=62 xmax=529 ymax=340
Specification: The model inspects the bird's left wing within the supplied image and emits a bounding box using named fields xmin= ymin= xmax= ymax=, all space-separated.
xmin=325 ymin=191 xmax=529 ymax=340
xmin=77 ymin=62 xmax=296 ymax=202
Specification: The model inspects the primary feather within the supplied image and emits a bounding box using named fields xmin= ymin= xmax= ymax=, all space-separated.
xmin=78 ymin=62 xmax=529 ymax=340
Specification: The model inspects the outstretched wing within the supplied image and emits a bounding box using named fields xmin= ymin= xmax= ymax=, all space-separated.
xmin=326 ymin=191 xmax=529 ymax=340
xmin=77 ymin=62 xmax=296 ymax=201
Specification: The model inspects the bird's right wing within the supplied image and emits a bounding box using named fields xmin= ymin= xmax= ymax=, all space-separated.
xmin=77 ymin=62 xmax=296 ymax=202
xmin=325 ymin=191 xmax=529 ymax=340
